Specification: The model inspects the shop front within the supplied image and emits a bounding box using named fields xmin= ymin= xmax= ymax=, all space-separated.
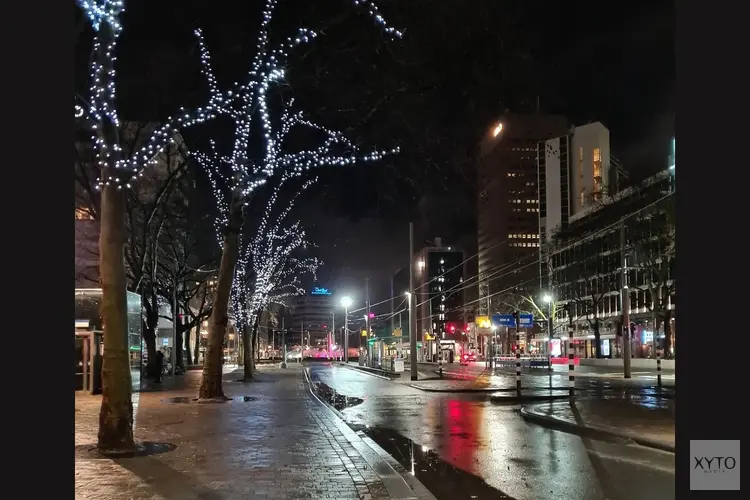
xmin=566 ymin=336 xmax=615 ymax=359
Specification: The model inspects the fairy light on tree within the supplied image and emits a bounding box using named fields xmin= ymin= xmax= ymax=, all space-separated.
xmin=76 ymin=0 xmax=243 ymax=451
xmin=191 ymin=0 xmax=401 ymax=399
xmin=230 ymin=176 xmax=320 ymax=381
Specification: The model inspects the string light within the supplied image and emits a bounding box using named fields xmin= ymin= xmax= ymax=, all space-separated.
xmin=189 ymin=0 xmax=403 ymax=324
xmin=77 ymin=1 xmax=241 ymax=190
xmin=227 ymin=177 xmax=321 ymax=329
xmin=78 ymin=0 xmax=401 ymax=191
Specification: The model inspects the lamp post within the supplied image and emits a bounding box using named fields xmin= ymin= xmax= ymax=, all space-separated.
xmin=340 ymin=296 xmax=352 ymax=363
xmin=330 ymin=310 xmax=335 ymax=360
xmin=405 ymin=291 xmax=414 ymax=376
xmin=409 ymin=222 xmax=418 ymax=381
xmin=362 ymin=314 xmax=368 ymax=366
xmin=543 ymin=293 xmax=553 ymax=374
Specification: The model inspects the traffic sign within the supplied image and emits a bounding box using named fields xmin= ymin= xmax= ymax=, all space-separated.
xmin=492 ymin=313 xmax=533 ymax=328
xmin=475 ymin=316 xmax=492 ymax=329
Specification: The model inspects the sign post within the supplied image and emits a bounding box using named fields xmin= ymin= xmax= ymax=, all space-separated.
xmin=492 ymin=313 xmax=533 ymax=328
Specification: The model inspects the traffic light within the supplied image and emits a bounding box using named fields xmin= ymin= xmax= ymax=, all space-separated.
xmin=448 ymin=323 xmax=456 ymax=334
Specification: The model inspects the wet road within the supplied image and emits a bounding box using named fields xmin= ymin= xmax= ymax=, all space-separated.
xmin=308 ymin=363 xmax=674 ymax=500
xmin=416 ymin=361 xmax=675 ymax=387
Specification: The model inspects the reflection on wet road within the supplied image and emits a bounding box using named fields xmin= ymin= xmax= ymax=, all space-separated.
xmin=308 ymin=363 xmax=674 ymax=500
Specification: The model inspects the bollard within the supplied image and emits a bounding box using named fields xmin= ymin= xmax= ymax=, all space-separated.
xmin=656 ymin=353 xmax=662 ymax=388
xmin=568 ymin=353 xmax=575 ymax=398
xmin=515 ymin=351 xmax=521 ymax=394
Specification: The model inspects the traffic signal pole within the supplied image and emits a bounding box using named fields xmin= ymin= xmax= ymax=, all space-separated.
xmin=409 ymin=222 xmax=419 ymax=381
xmin=621 ymin=224 xmax=632 ymax=378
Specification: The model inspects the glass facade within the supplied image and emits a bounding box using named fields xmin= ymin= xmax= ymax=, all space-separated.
xmin=74 ymin=288 xmax=142 ymax=389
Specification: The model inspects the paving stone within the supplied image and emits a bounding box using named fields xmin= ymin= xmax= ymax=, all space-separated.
xmin=75 ymin=366 xmax=392 ymax=499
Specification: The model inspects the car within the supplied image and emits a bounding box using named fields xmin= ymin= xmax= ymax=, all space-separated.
xmin=462 ymin=353 xmax=476 ymax=363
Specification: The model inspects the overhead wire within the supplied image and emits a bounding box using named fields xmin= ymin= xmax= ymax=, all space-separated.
xmin=355 ymin=190 xmax=674 ymax=320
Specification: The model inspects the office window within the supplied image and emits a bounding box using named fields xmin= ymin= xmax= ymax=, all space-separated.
xmin=593 ymin=147 xmax=602 ymax=200
xmin=578 ymin=146 xmax=584 ymax=180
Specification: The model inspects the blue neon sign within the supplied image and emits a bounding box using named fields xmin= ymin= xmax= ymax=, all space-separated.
xmin=311 ymin=287 xmax=332 ymax=296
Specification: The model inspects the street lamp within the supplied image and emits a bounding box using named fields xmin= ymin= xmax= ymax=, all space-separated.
xmin=405 ymin=291 xmax=413 ymax=363
xmin=492 ymin=122 xmax=504 ymax=137
xmin=542 ymin=293 xmax=554 ymax=372
xmin=340 ymin=296 xmax=352 ymax=363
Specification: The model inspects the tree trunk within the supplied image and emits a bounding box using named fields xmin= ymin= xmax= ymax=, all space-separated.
xmin=593 ymin=318 xmax=602 ymax=358
xmin=142 ymin=293 xmax=162 ymax=378
xmin=193 ymin=326 xmax=201 ymax=365
xmin=183 ymin=324 xmax=192 ymax=368
xmin=143 ymin=328 xmax=158 ymax=378
xmin=142 ymin=319 xmax=158 ymax=379
xmin=252 ymin=310 xmax=263 ymax=371
xmin=97 ymin=179 xmax=135 ymax=451
xmin=198 ymin=196 xmax=243 ymax=400
xmin=243 ymin=319 xmax=257 ymax=381
xmin=663 ymin=309 xmax=673 ymax=359
xmin=256 ymin=317 xmax=261 ymax=363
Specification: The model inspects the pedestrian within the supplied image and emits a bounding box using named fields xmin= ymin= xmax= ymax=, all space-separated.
xmin=155 ymin=349 xmax=165 ymax=383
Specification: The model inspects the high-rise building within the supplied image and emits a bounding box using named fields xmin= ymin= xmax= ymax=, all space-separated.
xmin=289 ymin=287 xmax=334 ymax=345
xmin=537 ymin=122 xmax=614 ymax=288
xmin=415 ymin=238 xmax=466 ymax=362
xmin=477 ymin=114 xmax=569 ymax=315
xmin=538 ymin=129 xmax=675 ymax=359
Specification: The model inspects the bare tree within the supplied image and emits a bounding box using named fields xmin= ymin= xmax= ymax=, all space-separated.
xmin=192 ymin=0 xmax=401 ymax=400
xmin=77 ymin=0 xmax=235 ymax=450
xmin=231 ymin=177 xmax=320 ymax=381
xmin=569 ymin=266 xmax=618 ymax=358
xmin=156 ymin=209 xmax=218 ymax=372
xmin=633 ymin=193 xmax=675 ymax=357
xmin=76 ymin=123 xmax=194 ymax=379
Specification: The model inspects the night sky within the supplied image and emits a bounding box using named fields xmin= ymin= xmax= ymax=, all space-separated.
xmin=75 ymin=0 xmax=674 ymax=308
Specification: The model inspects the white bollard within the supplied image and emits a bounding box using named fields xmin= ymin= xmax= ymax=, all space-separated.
xmin=656 ymin=352 xmax=662 ymax=388
xmin=568 ymin=353 xmax=575 ymax=398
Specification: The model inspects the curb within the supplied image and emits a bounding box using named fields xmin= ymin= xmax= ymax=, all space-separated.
xmin=409 ymin=384 xmax=500 ymax=393
xmin=410 ymin=384 xmax=580 ymax=394
xmin=490 ymin=393 xmax=572 ymax=403
xmin=519 ymin=406 xmax=676 ymax=453
xmin=302 ymin=368 xmax=432 ymax=500
xmin=336 ymin=363 xmax=396 ymax=381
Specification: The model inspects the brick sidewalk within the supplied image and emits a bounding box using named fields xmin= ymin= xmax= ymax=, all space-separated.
xmin=75 ymin=365 xmax=397 ymax=499
xmin=524 ymin=398 xmax=675 ymax=450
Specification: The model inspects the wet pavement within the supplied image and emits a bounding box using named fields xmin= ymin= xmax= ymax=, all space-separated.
xmin=403 ymin=362 xmax=675 ymax=388
xmin=391 ymin=363 xmax=675 ymax=398
xmin=308 ymin=362 xmax=675 ymax=500
xmin=75 ymin=365 xmax=407 ymax=499
xmin=523 ymin=399 xmax=675 ymax=451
